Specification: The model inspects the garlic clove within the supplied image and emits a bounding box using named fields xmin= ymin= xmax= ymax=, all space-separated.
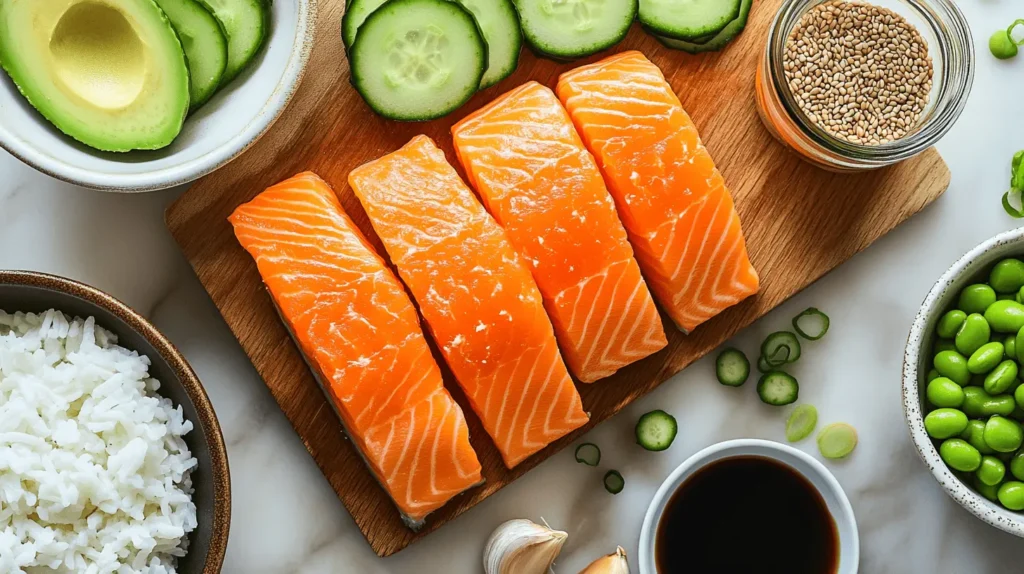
xmin=578 ymin=546 xmax=629 ymax=574
xmin=483 ymin=518 xmax=568 ymax=574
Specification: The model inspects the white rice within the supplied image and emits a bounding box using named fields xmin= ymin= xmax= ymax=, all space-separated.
xmin=0 ymin=310 xmax=198 ymax=574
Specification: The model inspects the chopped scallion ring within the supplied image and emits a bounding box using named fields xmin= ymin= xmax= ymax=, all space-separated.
xmin=603 ymin=470 xmax=625 ymax=494
xmin=1003 ymin=189 xmax=1024 ymax=219
xmin=792 ymin=308 xmax=830 ymax=340
xmin=574 ymin=443 xmax=601 ymax=466
xmin=761 ymin=331 xmax=802 ymax=366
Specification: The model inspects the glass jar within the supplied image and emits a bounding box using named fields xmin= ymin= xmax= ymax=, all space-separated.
xmin=755 ymin=0 xmax=974 ymax=172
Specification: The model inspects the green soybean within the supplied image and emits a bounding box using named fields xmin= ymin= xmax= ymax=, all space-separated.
xmin=940 ymin=438 xmax=983 ymax=472
xmin=990 ymin=29 xmax=1019 ymax=59
xmin=956 ymin=314 xmax=991 ymax=356
xmin=927 ymin=377 xmax=965 ymax=408
xmin=960 ymin=284 xmax=997 ymax=314
xmin=1016 ymin=326 xmax=1024 ymax=363
xmin=1011 ymin=451 xmax=1024 ymax=481
xmin=985 ymin=416 xmax=1024 ymax=452
xmin=924 ymin=408 xmax=969 ymax=439
xmin=1016 ymin=383 xmax=1024 ymax=409
xmin=984 ymin=300 xmax=1024 ymax=333
xmin=990 ymin=259 xmax=1024 ymax=293
xmin=968 ymin=342 xmax=1004 ymax=374
xmin=976 ymin=478 xmax=1000 ymax=502
xmin=963 ymin=387 xmax=1017 ymax=418
xmin=927 ymin=368 xmax=941 ymax=382
xmin=1005 ymin=334 xmax=1017 ymax=360
xmin=934 ymin=339 xmax=957 ymax=355
xmin=976 ymin=455 xmax=1007 ymax=486
xmin=998 ymin=481 xmax=1024 ymax=510
xmin=985 ymin=360 xmax=1020 ymax=394
xmin=934 ymin=350 xmax=970 ymax=385
xmin=961 ymin=419 xmax=996 ymax=454
xmin=1017 ymin=285 xmax=1024 ymax=304
xmin=937 ymin=310 xmax=967 ymax=339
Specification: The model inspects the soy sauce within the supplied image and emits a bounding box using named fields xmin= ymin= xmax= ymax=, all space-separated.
xmin=655 ymin=456 xmax=839 ymax=573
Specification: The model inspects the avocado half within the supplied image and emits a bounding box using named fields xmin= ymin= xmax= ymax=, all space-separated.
xmin=0 ymin=0 xmax=191 ymax=152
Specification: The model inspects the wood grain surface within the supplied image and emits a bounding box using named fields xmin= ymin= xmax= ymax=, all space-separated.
xmin=165 ymin=0 xmax=951 ymax=557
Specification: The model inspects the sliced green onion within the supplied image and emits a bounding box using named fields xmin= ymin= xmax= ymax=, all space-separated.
xmin=761 ymin=331 xmax=802 ymax=366
xmin=1012 ymin=149 xmax=1024 ymax=190
xmin=817 ymin=423 xmax=858 ymax=459
xmin=792 ymin=308 xmax=830 ymax=340
xmin=603 ymin=470 xmax=625 ymax=494
xmin=785 ymin=404 xmax=818 ymax=442
xmin=1003 ymin=189 xmax=1024 ymax=219
xmin=574 ymin=443 xmax=601 ymax=466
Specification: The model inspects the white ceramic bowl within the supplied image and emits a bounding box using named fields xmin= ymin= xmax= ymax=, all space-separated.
xmin=0 ymin=0 xmax=316 ymax=192
xmin=638 ymin=439 xmax=859 ymax=574
xmin=904 ymin=226 xmax=1024 ymax=537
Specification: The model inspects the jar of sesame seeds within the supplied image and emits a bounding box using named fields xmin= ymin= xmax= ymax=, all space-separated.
xmin=756 ymin=0 xmax=974 ymax=172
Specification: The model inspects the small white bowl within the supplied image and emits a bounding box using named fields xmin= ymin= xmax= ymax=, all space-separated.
xmin=904 ymin=226 xmax=1024 ymax=537
xmin=0 ymin=0 xmax=316 ymax=192
xmin=638 ymin=439 xmax=859 ymax=574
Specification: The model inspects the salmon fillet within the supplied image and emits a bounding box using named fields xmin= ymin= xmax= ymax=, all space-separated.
xmin=452 ymin=82 xmax=667 ymax=382
xmin=556 ymin=51 xmax=760 ymax=332
xmin=229 ymin=172 xmax=482 ymax=527
xmin=349 ymin=136 xmax=589 ymax=468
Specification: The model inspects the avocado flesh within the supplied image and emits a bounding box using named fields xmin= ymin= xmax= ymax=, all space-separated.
xmin=0 ymin=0 xmax=191 ymax=152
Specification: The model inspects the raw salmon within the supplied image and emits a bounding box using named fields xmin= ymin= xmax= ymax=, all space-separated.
xmin=452 ymin=82 xmax=667 ymax=382
xmin=556 ymin=51 xmax=760 ymax=332
xmin=349 ymin=136 xmax=589 ymax=468
xmin=229 ymin=172 xmax=482 ymax=527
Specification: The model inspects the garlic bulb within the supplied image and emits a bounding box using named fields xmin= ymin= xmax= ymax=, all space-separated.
xmin=483 ymin=519 xmax=568 ymax=574
xmin=578 ymin=546 xmax=629 ymax=574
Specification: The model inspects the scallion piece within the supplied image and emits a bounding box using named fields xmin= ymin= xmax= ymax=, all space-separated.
xmin=817 ymin=423 xmax=858 ymax=459
xmin=1003 ymin=189 xmax=1024 ymax=219
xmin=792 ymin=308 xmax=830 ymax=340
xmin=785 ymin=404 xmax=818 ymax=442
xmin=603 ymin=470 xmax=625 ymax=494
xmin=761 ymin=331 xmax=802 ymax=366
xmin=574 ymin=443 xmax=601 ymax=466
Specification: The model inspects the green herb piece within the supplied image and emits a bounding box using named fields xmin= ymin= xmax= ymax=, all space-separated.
xmin=574 ymin=443 xmax=601 ymax=466
xmin=1004 ymin=150 xmax=1024 ymax=218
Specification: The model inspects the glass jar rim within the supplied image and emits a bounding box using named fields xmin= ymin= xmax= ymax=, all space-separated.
xmin=766 ymin=0 xmax=974 ymax=165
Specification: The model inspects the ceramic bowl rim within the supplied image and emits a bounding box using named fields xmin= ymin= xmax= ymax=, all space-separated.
xmin=636 ymin=438 xmax=859 ymax=574
xmin=0 ymin=0 xmax=317 ymax=193
xmin=0 ymin=270 xmax=231 ymax=571
xmin=903 ymin=226 xmax=1024 ymax=537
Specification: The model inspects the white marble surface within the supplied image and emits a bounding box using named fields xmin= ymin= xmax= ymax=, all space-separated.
xmin=3 ymin=3 xmax=1024 ymax=571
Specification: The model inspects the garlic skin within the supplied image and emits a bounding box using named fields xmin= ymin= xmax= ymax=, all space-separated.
xmin=578 ymin=546 xmax=629 ymax=574
xmin=483 ymin=519 xmax=568 ymax=574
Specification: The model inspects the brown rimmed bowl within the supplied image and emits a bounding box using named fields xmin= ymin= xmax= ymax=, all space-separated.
xmin=0 ymin=270 xmax=230 ymax=572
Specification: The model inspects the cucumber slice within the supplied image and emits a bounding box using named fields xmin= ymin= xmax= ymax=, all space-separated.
xmin=199 ymin=0 xmax=269 ymax=83
xmin=154 ymin=0 xmax=229 ymax=110
xmin=640 ymin=0 xmax=740 ymax=41
xmin=757 ymin=372 xmax=799 ymax=406
xmin=515 ymin=0 xmax=637 ymax=60
xmin=715 ymin=348 xmax=750 ymax=387
xmin=655 ymin=0 xmax=752 ymax=54
xmin=793 ymin=307 xmax=830 ymax=340
xmin=350 ymin=0 xmax=487 ymax=121
xmin=455 ymin=0 xmax=523 ymax=87
xmin=757 ymin=354 xmax=772 ymax=374
xmin=342 ymin=0 xmax=388 ymax=51
xmin=603 ymin=470 xmax=625 ymax=494
xmin=635 ymin=410 xmax=678 ymax=451
xmin=574 ymin=443 xmax=601 ymax=466
xmin=761 ymin=331 xmax=801 ymax=367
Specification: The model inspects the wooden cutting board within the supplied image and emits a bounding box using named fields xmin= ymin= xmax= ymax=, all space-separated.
xmin=165 ymin=0 xmax=950 ymax=557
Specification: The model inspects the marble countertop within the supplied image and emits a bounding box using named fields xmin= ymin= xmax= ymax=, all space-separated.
xmin=3 ymin=3 xmax=1024 ymax=571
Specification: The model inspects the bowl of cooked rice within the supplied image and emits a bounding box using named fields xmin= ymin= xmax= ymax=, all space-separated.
xmin=0 ymin=270 xmax=229 ymax=573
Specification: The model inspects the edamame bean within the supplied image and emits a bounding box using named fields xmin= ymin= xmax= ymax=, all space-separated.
xmin=956 ymin=314 xmax=991 ymax=356
xmin=960 ymin=284 xmax=998 ymax=315
xmin=1015 ymin=383 xmax=1024 ymax=409
xmin=968 ymin=342 xmax=1004 ymax=374
xmin=1011 ymin=451 xmax=1024 ymax=481
xmin=962 ymin=387 xmax=1017 ymax=418
xmin=961 ymin=419 xmax=996 ymax=454
xmin=976 ymin=455 xmax=1007 ymax=486
xmin=934 ymin=339 xmax=957 ymax=355
xmin=1017 ymin=285 xmax=1024 ymax=304
xmin=1015 ymin=326 xmax=1024 ymax=364
xmin=924 ymin=408 xmax=969 ymax=439
xmin=984 ymin=300 xmax=1024 ymax=333
xmin=998 ymin=482 xmax=1024 ymax=511
xmin=990 ymin=259 xmax=1024 ymax=293
xmin=985 ymin=416 xmax=1024 ymax=452
xmin=935 ymin=350 xmax=971 ymax=385
xmin=985 ymin=360 xmax=1020 ymax=394
xmin=927 ymin=377 xmax=965 ymax=408
xmin=937 ymin=310 xmax=967 ymax=339
xmin=940 ymin=438 xmax=983 ymax=472
xmin=927 ymin=368 xmax=941 ymax=382
xmin=1005 ymin=334 xmax=1017 ymax=360
xmin=976 ymin=478 xmax=1000 ymax=501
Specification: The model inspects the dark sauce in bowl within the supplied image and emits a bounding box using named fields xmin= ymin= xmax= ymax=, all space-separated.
xmin=655 ymin=456 xmax=839 ymax=573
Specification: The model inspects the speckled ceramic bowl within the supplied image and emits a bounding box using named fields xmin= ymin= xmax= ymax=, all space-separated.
xmin=0 ymin=270 xmax=230 ymax=571
xmin=0 ymin=1 xmax=316 ymax=192
xmin=904 ymin=227 xmax=1024 ymax=537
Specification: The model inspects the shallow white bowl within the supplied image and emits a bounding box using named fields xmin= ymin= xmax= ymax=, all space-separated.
xmin=0 ymin=0 xmax=316 ymax=192
xmin=904 ymin=226 xmax=1024 ymax=537
xmin=638 ymin=439 xmax=859 ymax=574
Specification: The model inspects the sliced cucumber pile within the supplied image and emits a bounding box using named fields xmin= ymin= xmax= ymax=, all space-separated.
xmin=350 ymin=0 xmax=487 ymax=121
xmin=199 ymin=0 xmax=270 ymax=82
xmin=154 ymin=0 xmax=229 ymax=110
xmin=654 ymin=0 xmax=752 ymax=54
xmin=515 ymin=0 xmax=638 ymax=60
xmin=456 ymin=0 xmax=522 ymax=87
